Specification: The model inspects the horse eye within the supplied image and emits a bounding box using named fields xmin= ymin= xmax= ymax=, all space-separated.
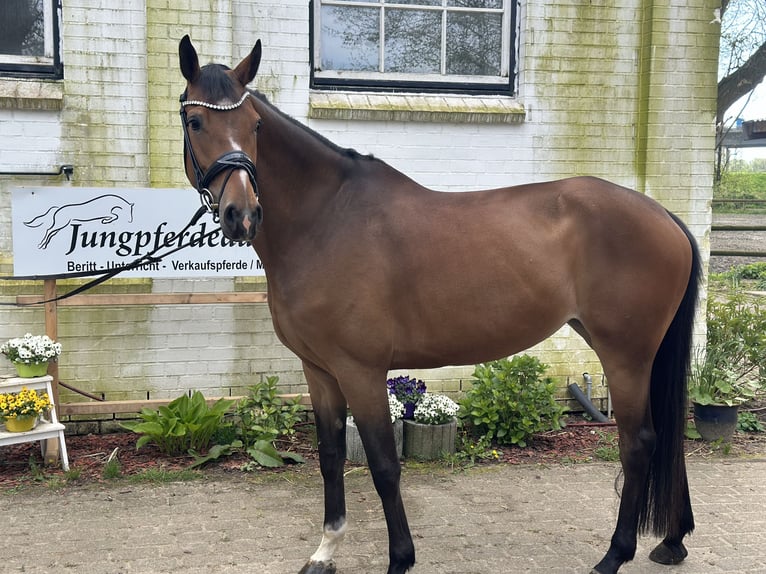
xmin=255 ymin=119 xmax=262 ymax=133
xmin=187 ymin=117 xmax=202 ymax=132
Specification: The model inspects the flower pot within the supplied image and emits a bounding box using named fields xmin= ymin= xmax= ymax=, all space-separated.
xmin=13 ymin=361 xmax=49 ymax=378
xmin=4 ymin=415 xmax=37 ymax=433
xmin=346 ymin=417 xmax=403 ymax=464
xmin=403 ymin=418 xmax=457 ymax=460
xmin=693 ymin=402 xmax=739 ymax=443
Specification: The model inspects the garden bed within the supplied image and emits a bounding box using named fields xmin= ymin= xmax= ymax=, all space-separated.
xmin=2 ymin=416 xmax=764 ymax=491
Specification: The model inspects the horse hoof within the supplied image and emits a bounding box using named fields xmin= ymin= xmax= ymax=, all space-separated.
xmin=298 ymin=560 xmax=337 ymax=574
xmin=649 ymin=541 xmax=688 ymax=565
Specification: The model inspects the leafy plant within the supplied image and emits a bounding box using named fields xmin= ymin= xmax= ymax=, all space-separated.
xmin=460 ymin=355 xmax=565 ymax=447
xmin=189 ymin=440 xmax=243 ymax=468
xmin=688 ymin=293 xmax=766 ymax=406
xmin=449 ymin=430 xmax=499 ymax=467
xmin=593 ymin=430 xmax=620 ymax=462
xmin=236 ymin=376 xmax=305 ymax=468
xmin=737 ymin=411 xmax=765 ymax=433
xmin=121 ymin=391 xmax=235 ymax=456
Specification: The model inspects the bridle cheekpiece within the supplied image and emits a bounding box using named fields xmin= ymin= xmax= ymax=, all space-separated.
xmin=179 ymin=90 xmax=259 ymax=222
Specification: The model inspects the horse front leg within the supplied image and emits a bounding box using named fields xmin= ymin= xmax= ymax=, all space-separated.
xmin=348 ymin=378 xmax=415 ymax=574
xmin=299 ymin=362 xmax=349 ymax=574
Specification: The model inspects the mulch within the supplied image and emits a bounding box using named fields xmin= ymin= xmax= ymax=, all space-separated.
xmin=2 ymin=417 xmax=765 ymax=491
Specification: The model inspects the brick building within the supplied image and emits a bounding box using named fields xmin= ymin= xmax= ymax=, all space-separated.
xmin=0 ymin=0 xmax=719 ymax=408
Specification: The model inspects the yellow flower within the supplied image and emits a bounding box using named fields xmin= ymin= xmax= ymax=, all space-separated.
xmin=0 ymin=387 xmax=50 ymax=418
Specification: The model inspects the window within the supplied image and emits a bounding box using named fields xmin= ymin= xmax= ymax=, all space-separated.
xmin=312 ymin=0 xmax=516 ymax=94
xmin=0 ymin=0 xmax=62 ymax=78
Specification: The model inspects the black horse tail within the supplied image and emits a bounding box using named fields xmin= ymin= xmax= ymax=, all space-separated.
xmin=639 ymin=211 xmax=701 ymax=536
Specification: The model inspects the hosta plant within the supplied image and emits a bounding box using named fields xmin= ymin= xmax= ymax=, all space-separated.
xmin=121 ymin=391 xmax=235 ymax=456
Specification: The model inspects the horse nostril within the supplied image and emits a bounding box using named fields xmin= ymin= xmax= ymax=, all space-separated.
xmin=223 ymin=203 xmax=238 ymax=227
xmin=254 ymin=204 xmax=264 ymax=226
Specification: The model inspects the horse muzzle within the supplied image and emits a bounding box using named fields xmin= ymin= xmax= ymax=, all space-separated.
xmin=199 ymin=151 xmax=262 ymax=243
xmin=221 ymin=198 xmax=262 ymax=243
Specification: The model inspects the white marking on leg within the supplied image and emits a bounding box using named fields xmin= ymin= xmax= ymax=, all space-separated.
xmin=310 ymin=518 xmax=347 ymax=563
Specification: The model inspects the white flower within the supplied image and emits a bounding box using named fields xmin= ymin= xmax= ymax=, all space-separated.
xmin=1 ymin=334 xmax=62 ymax=364
xmin=413 ymin=393 xmax=459 ymax=425
xmin=388 ymin=393 xmax=405 ymax=422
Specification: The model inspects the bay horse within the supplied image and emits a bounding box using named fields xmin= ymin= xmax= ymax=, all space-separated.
xmin=178 ymin=36 xmax=700 ymax=574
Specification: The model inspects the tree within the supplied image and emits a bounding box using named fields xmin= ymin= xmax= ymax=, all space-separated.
xmin=717 ymin=0 xmax=766 ymax=123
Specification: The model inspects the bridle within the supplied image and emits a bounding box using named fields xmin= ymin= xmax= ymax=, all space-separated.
xmin=179 ymin=90 xmax=259 ymax=223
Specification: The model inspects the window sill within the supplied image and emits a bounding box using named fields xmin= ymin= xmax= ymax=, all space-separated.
xmin=0 ymin=78 xmax=63 ymax=111
xmin=308 ymin=91 xmax=525 ymax=124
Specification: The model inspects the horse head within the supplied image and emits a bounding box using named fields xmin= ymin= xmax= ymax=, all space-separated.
xmin=178 ymin=35 xmax=263 ymax=243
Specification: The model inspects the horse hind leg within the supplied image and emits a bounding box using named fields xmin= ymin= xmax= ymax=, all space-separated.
xmin=591 ymin=365 xmax=657 ymax=574
xmin=648 ymin=480 xmax=693 ymax=566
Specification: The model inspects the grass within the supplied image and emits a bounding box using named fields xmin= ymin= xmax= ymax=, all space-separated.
xmin=593 ymin=430 xmax=620 ymax=462
xmin=714 ymin=170 xmax=766 ymax=214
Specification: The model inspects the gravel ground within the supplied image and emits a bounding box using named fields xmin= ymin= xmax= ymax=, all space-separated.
xmin=710 ymin=213 xmax=766 ymax=274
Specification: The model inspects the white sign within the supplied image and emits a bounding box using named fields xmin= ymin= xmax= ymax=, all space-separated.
xmin=11 ymin=187 xmax=264 ymax=278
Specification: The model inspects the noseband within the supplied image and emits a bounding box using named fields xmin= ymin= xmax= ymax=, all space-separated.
xmin=179 ymin=90 xmax=259 ymax=222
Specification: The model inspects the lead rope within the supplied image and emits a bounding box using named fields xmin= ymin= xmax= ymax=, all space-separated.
xmin=0 ymin=205 xmax=214 ymax=306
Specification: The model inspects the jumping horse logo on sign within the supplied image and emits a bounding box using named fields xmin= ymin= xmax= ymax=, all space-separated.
xmin=23 ymin=194 xmax=134 ymax=249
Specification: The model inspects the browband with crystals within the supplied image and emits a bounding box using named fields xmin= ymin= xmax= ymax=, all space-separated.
xmin=181 ymin=91 xmax=250 ymax=110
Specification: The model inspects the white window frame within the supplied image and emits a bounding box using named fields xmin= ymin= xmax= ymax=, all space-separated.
xmin=0 ymin=0 xmax=62 ymax=78
xmin=312 ymin=0 xmax=516 ymax=94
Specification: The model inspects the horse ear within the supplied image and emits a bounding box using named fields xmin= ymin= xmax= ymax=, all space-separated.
xmin=179 ymin=34 xmax=200 ymax=83
xmin=233 ymin=39 xmax=262 ymax=87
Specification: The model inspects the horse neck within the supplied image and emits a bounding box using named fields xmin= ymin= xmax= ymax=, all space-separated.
xmin=250 ymin=97 xmax=349 ymax=263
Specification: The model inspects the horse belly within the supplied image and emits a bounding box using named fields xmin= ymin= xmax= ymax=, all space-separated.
xmin=390 ymin=283 xmax=572 ymax=369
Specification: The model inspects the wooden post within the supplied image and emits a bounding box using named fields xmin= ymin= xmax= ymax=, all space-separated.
xmin=43 ymin=278 xmax=61 ymax=466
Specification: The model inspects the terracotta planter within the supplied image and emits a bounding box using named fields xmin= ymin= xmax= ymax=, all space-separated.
xmin=13 ymin=361 xmax=49 ymax=378
xmin=693 ymin=402 xmax=739 ymax=443
xmin=4 ymin=416 xmax=37 ymax=433
xmin=346 ymin=416 xmax=403 ymax=464
xmin=403 ymin=418 xmax=457 ymax=460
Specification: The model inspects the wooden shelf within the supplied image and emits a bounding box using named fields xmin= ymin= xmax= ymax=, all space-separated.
xmin=0 ymin=374 xmax=70 ymax=470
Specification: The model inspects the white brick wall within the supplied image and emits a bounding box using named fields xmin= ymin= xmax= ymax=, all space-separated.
xmin=0 ymin=0 xmax=719 ymax=406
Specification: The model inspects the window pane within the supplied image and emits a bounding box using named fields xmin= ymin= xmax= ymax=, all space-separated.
xmin=384 ymin=9 xmax=441 ymax=73
xmin=446 ymin=11 xmax=502 ymax=75
xmin=448 ymin=0 xmax=503 ymax=8
xmin=0 ymin=0 xmax=44 ymax=57
xmin=388 ymin=0 xmax=442 ymax=5
xmin=320 ymin=6 xmax=379 ymax=71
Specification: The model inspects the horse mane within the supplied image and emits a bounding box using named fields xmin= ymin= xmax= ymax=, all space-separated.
xmin=193 ymin=63 xmax=377 ymax=163
xmin=248 ymin=90 xmax=378 ymax=163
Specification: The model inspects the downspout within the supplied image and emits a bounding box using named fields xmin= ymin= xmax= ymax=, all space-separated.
xmin=568 ymin=372 xmax=609 ymax=423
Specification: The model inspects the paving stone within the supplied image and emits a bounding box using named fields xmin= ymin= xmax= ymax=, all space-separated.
xmin=2 ymin=460 xmax=764 ymax=573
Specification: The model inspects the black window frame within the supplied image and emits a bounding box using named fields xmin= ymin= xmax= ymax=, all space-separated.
xmin=0 ymin=0 xmax=63 ymax=80
xmin=309 ymin=0 xmax=518 ymax=96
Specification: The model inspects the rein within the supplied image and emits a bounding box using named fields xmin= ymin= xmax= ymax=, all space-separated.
xmin=0 ymin=205 xmax=214 ymax=306
xmin=179 ymin=90 xmax=259 ymax=222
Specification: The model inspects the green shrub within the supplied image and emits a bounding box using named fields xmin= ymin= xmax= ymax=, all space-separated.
xmin=460 ymin=355 xmax=565 ymax=447
xmin=737 ymin=411 xmax=765 ymax=433
xmin=121 ymin=391 xmax=235 ymax=456
xmin=236 ymin=376 xmax=305 ymax=467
